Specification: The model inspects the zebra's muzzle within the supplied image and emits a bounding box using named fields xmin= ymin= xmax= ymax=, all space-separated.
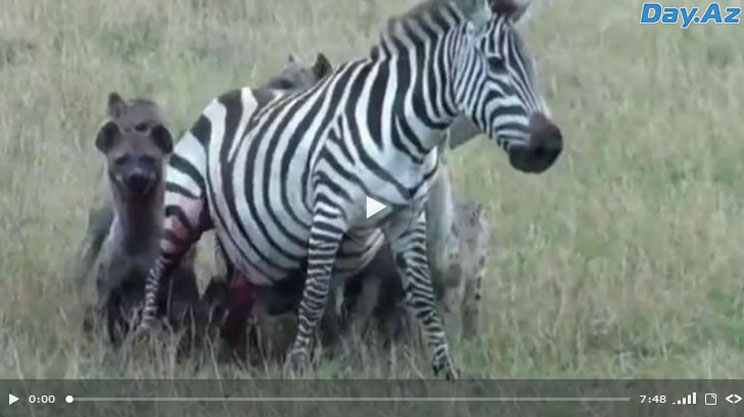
xmin=507 ymin=112 xmax=562 ymax=174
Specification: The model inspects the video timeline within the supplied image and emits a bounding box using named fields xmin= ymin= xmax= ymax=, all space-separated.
xmin=3 ymin=380 xmax=744 ymax=417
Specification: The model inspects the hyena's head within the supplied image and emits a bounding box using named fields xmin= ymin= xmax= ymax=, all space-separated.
xmin=263 ymin=53 xmax=333 ymax=93
xmin=95 ymin=93 xmax=173 ymax=202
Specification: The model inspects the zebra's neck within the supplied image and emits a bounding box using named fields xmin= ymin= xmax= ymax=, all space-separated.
xmin=371 ymin=1 xmax=466 ymax=154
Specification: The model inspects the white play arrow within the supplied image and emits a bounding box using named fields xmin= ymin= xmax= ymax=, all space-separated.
xmin=366 ymin=196 xmax=387 ymax=219
xmin=8 ymin=394 xmax=19 ymax=405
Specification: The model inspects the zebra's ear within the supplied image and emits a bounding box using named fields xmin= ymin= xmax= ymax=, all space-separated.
xmin=312 ymin=53 xmax=333 ymax=79
xmin=150 ymin=124 xmax=174 ymax=154
xmin=458 ymin=0 xmax=492 ymax=27
xmin=490 ymin=0 xmax=534 ymax=24
xmin=107 ymin=92 xmax=127 ymax=119
xmin=511 ymin=1 xmax=535 ymax=24
xmin=95 ymin=121 xmax=120 ymax=153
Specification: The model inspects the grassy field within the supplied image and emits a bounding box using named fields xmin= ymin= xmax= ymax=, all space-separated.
xmin=1 ymin=0 xmax=743 ymax=380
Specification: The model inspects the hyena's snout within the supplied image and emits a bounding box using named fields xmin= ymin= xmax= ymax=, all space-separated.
xmin=124 ymin=168 xmax=157 ymax=196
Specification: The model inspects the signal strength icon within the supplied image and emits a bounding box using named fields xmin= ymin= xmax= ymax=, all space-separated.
xmin=673 ymin=392 xmax=697 ymax=405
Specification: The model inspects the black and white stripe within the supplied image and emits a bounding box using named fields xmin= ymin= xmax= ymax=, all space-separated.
xmin=141 ymin=0 xmax=560 ymax=379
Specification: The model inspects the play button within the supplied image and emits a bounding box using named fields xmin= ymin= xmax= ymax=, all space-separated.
xmin=365 ymin=196 xmax=387 ymax=219
xmin=344 ymin=168 xmax=426 ymax=246
xmin=8 ymin=394 xmax=18 ymax=405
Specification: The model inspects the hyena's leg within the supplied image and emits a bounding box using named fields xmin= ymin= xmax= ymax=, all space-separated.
xmin=284 ymin=209 xmax=345 ymax=374
xmin=459 ymin=203 xmax=489 ymax=339
xmin=223 ymin=272 xmax=257 ymax=361
xmin=461 ymin=262 xmax=483 ymax=339
xmin=389 ymin=214 xmax=458 ymax=379
xmin=79 ymin=204 xmax=115 ymax=277
xmin=201 ymin=236 xmax=260 ymax=361
xmin=425 ymin=161 xmax=458 ymax=292
xmin=343 ymin=244 xmax=400 ymax=340
xmin=346 ymin=270 xmax=382 ymax=336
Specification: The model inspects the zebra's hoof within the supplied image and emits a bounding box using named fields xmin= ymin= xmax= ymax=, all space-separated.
xmin=130 ymin=313 xmax=158 ymax=341
xmin=433 ymin=360 xmax=459 ymax=380
xmin=131 ymin=322 xmax=152 ymax=341
xmin=283 ymin=349 xmax=309 ymax=377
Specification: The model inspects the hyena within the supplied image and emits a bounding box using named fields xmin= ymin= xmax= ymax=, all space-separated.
xmin=81 ymin=93 xmax=200 ymax=344
xmin=424 ymin=151 xmax=490 ymax=339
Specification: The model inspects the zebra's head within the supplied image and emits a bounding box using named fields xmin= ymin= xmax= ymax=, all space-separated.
xmin=453 ymin=0 xmax=562 ymax=174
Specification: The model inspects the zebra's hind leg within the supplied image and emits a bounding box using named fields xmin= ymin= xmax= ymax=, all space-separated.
xmin=389 ymin=215 xmax=458 ymax=379
xmin=284 ymin=213 xmax=344 ymax=376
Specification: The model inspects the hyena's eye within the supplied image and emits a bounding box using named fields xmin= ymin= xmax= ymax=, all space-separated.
xmin=114 ymin=155 xmax=130 ymax=166
xmin=139 ymin=155 xmax=156 ymax=166
xmin=134 ymin=122 xmax=149 ymax=133
xmin=273 ymin=79 xmax=294 ymax=90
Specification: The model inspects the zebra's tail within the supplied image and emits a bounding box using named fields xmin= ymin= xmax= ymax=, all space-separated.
xmin=140 ymin=118 xmax=212 ymax=330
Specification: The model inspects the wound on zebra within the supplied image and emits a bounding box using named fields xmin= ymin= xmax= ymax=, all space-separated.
xmin=80 ymin=92 xmax=201 ymax=346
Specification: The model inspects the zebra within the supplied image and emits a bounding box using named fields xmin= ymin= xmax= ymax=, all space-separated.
xmin=201 ymin=56 xmax=487 ymax=357
xmin=138 ymin=0 xmax=563 ymax=379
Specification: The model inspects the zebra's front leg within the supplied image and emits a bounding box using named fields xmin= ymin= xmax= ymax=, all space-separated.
xmin=389 ymin=214 xmax=458 ymax=379
xmin=284 ymin=215 xmax=344 ymax=375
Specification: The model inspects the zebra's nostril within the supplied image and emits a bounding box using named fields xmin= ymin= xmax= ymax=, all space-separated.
xmin=528 ymin=112 xmax=562 ymax=147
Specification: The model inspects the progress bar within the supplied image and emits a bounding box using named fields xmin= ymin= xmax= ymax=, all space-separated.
xmin=66 ymin=396 xmax=631 ymax=403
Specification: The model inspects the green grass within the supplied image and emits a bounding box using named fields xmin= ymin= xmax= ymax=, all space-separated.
xmin=1 ymin=0 xmax=743 ymax=379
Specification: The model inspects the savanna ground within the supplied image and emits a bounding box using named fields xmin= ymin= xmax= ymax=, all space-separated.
xmin=1 ymin=0 xmax=743 ymax=381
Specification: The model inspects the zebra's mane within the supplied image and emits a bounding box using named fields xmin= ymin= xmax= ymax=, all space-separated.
xmin=368 ymin=1 xmax=459 ymax=59
xmin=391 ymin=0 xmax=452 ymax=23
xmin=376 ymin=0 xmax=524 ymax=46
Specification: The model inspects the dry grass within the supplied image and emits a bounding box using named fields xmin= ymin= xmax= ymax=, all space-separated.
xmin=1 ymin=0 xmax=743 ymax=379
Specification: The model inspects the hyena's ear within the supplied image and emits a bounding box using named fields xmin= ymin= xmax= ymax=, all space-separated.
xmin=95 ymin=121 xmax=120 ymax=153
xmin=312 ymin=53 xmax=333 ymax=79
xmin=287 ymin=54 xmax=298 ymax=65
xmin=107 ymin=92 xmax=127 ymax=119
xmin=150 ymin=124 xmax=173 ymax=154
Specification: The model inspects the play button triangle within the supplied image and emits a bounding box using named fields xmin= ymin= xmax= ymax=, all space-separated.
xmin=366 ymin=196 xmax=387 ymax=219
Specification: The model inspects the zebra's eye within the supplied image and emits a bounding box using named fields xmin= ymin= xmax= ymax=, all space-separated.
xmin=487 ymin=56 xmax=505 ymax=68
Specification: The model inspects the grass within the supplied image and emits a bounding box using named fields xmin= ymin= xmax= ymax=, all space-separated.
xmin=1 ymin=0 xmax=743 ymax=381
